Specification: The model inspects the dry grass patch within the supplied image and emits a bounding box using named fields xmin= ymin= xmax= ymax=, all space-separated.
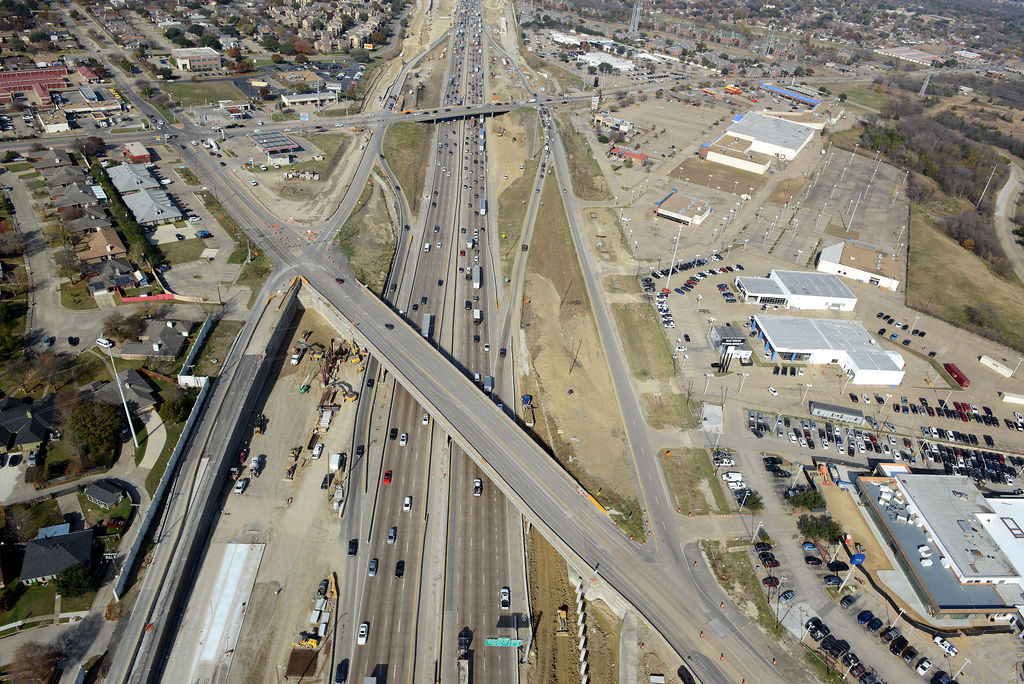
xmin=382 ymin=121 xmax=433 ymax=215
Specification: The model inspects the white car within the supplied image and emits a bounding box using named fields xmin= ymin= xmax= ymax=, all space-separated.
xmin=249 ymin=180 xmax=258 ymax=186
xmin=422 ymin=413 xmax=429 ymax=426
xmin=932 ymin=636 xmax=958 ymax=656
xmin=767 ymin=387 xmax=778 ymax=397
xmin=357 ymin=622 xmax=369 ymax=645
xmin=789 ymin=432 xmax=797 ymax=443
xmin=403 ymin=496 xmax=412 ymax=512
xmin=500 ymin=586 xmax=510 ymax=610
xmin=399 ymin=433 xmax=408 ymax=446
xmin=915 ymin=658 xmax=931 ymax=675
xmin=473 ymin=478 xmax=482 ymax=496
xmin=187 ymin=216 xmax=201 ymax=222
xmin=726 ymin=481 xmax=746 ymax=490
xmin=387 ymin=527 xmax=397 ymax=544
xmin=95 ymin=337 xmax=114 ymax=349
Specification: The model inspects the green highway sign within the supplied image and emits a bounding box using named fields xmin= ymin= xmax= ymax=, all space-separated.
xmin=484 ymin=638 xmax=523 ymax=647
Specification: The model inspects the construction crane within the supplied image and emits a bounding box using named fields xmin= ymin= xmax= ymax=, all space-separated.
xmin=299 ymin=357 xmax=324 ymax=393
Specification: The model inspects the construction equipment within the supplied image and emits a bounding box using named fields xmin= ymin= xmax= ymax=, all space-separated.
xmin=284 ymin=464 xmax=296 ymax=480
xmin=291 ymin=633 xmax=320 ymax=649
xmin=289 ymin=446 xmax=301 ymax=461
xmin=329 ymin=572 xmax=338 ymax=599
xmin=556 ymin=607 xmax=569 ymax=635
xmin=299 ymin=356 xmax=324 ymax=393
xmin=252 ymin=412 xmax=267 ymax=435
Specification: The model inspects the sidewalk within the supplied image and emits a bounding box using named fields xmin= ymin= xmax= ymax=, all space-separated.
xmin=138 ymin=409 xmax=167 ymax=470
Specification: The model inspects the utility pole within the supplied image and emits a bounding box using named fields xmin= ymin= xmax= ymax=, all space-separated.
xmin=105 ymin=345 xmax=139 ymax=448
xmin=976 ymin=164 xmax=998 ymax=208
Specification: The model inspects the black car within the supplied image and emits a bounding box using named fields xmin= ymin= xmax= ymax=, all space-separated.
xmin=395 ymin=560 xmax=405 ymax=578
xmin=335 ymin=660 xmax=349 ymax=684
xmin=348 ymin=539 xmax=358 ymax=556
xmin=317 ymin=579 xmax=329 ymax=597
xmin=390 ymin=428 xmax=398 ymax=440
xmin=840 ymin=594 xmax=856 ymax=608
xmin=763 ymin=456 xmax=782 ymax=466
xmin=889 ymin=635 xmax=909 ymax=655
xmin=805 ymin=555 xmax=822 ymax=566
xmin=320 ymin=474 xmax=331 ymax=489
xmin=850 ymin=393 xmax=858 ymax=403
xmin=827 ymin=560 xmax=850 ymax=572
xmin=754 ymin=542 xmax=772 ymax=553
xmin=758 ymin=551 xmax=776 ymax=562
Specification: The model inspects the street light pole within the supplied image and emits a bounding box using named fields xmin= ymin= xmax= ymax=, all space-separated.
xmin=665 ymin=220 xmax=685 ymax=290
xmin=738 ymin=373 xmax=749 ymax=394
xmin=105 ymin=345 xmax=139 ymax=448
xmin=1013 ymin=357 xmax=1024 ymax=378
xmin=801 ymin=383 xmax=812 ymax=404
xmin=953 ymin=658 xmax=970 ymax=679
xmin=704 ymin=373 xmax=713 ymax=394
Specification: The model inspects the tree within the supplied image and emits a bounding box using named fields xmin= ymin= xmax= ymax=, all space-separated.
xmin=71 ymin=136 xmax=105 ymax=159
xmin=228 ymin=46 xmax=241 ymax=60
xmin=596 ymin=134 xmax=610 ymax=144
xmin=369 ymin=30 xmax=386 ymax=45
xmin=597 ymin=61 xmax=614 ymax=73
xmin=293 ymin=39 xmax=313 ymax=55
xmin=257 ymin=86 xmax=271 ymax=100
xmin=102 ymin=312 xmax=126 ymax=339
xmin=164 ymin=27 xmax=182 ymax=40
xmin=199 ymin=34 xmax=219 ymax=48
xmin=29 ymin=29 xmax=49 ymax=44
xmin=159 ymin=390 xmax=197 ymax=424
xmin=798 ymin=514 xmax=845 ymax=542
xmin=788 ymin=489 xmax=826 ymax=510
xmin=11 ymin=641 xmax=61 ymax=683
xmin=838 ymin=92 xmax=848 ymax=102
xmin=271 ymin=53 xmax=285 ymax=64
xmin=156 ymin=67 xmax=173 ymax=80
xmin=742 ymin=492 xmax=764 ymax=513
xmin=66 ymin=401 xmax=121 ymax=459
xmin=234 ymin=59 xmax=254 ymax=73
xmin=261 ymin=34 xmax=280 ymax=50
xmin=55 ymin=563 xmax=92 ymax=597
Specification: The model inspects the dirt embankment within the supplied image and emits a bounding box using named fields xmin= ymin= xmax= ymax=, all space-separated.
xmin=336 ymin=175 xmax=399 ymax=293
xmin=525 ymin=527 xmax=583 ymax=684
xmin=519 ymin=176 xmax=642 ymax=536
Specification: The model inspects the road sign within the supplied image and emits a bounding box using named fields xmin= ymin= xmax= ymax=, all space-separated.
xmin=484 ymin=637 xmax=522 ymax=647
xmin=299 ymin=112 xmax=310 ymax=122
xmin=851 ymin=553 xmax=866 ymax=565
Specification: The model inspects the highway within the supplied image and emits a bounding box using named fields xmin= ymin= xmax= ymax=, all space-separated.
xmin=83 ymin=1 xmax=803 ymax=680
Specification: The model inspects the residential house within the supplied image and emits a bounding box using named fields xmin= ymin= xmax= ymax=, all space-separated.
xmin=20 ymin=529 xmax=93 ymax=584
xmin=0 ymin=395 xmax=55 ymax=455
xmin=84 ymin=480 xmax=125 ymax=509
xmin=73 ymin=227 xmax=127 ymax=264
xmin=63 ymin=206 xmax=111 ymax=234
xmin=86 ymin=257 xmax=138 ymax=295
xmin=52 ymin=183 xmax=101 ymax=213
xmin=81 ymin=368 xmax=158 ymax=411
xmin=41 ymin=165 xmax=88 ymax=188
xmin=120 ymin=320 xmax=192 ymax=361
xmin=30 ymin=148 xmax=72 ymax=171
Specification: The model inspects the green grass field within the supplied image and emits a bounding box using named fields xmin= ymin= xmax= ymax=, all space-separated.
xmin=907 ymin=206 xmax=1024 ymax=352
xmin=163 ymin=81 xmax=243 ymax=107
xmin=382 ymin=121 xmax=433 ymax=215
xmin=611 ymin=303 xmax=674 ymax=379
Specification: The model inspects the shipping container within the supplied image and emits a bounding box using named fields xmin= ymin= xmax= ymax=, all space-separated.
xmin=944 ymin=363 xmax=970 ymax=388
xmin=979 ymin=354 xmax=1013 ymax=378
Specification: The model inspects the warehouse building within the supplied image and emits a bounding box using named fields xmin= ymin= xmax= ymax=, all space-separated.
xmin=751 ymin=315 xmax=905 ymax=385
xmin=857 ymin=472 xmax=1024 ymax=620
xmin=734 ymin=270 xmax=857 ymax=311
xmin=280 ymin=91 xmax=337 ymax=107
xmin=698 ymin=112 xmax=816 ymax=175
xmin=816 ymin=241 xmax=901 ymax=291
xmin=757 ymin=82 xmax=823 ymax=107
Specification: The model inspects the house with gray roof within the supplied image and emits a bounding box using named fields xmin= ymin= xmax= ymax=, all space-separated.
xmin=0 ymin=395 xmax=55 ymax=454
xmin=120 ymin=319 xmax=192 ymax=361
xmin=107 ymin=163 xmax=160 ymax=195
xmin=86 ymin=257 xmax=139 ymax=294
xmin=81 ymin=368 xmax=158 ymax=411
xmin=122 ymin=189 xmax=181 ymax=226
xmin=31 ymin=148 xmax=72 ymax=171
xmin=84 ymin=480 xmax=125 ymax=509
xmin=20 ymin=529 xmax=93 ymax=584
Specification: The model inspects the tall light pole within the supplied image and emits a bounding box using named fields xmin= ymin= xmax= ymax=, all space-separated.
xmin=800 ymin=383 xmax=812 ymax=404
xmin=738 ymin=372 xmax=749 ymax=394
xmin=704 ymin=373 xmax=713 ymax=393
xmin=104 ymin=344 xmax=139 ymax=448
xmin=1013 ymin=357 xmax=1024 ymax=377
xmin=953 ymin=658 xmax=971 ymax=680
xmin=665 ymin=220 xmax=685 ymax=290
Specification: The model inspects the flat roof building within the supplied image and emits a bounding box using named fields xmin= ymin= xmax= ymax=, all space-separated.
xmin=757 ymin=82 xmax=823 ymax=107
xmin=248 ymin=131 xmax=301 ymax=154
xmin=734 ymin=270 xmax=857 ymax=311
xmin=817 ymin=241 xmax=901 ymax=292
xmin=699 ymin=112 xmax=816 ymax=175
xmin=280 ymin=91 xmax=337 ymax=107
xmin=171 ymin=47 xmax=222 ymax=71
xmin=121 ymin=142 xmax=150 ymax=163
xmin=857 ymin=473 xmax=1024 ymax=619
xmin=751 ymin=315 xmax=905 ymax=385
xmin=654 ymin=191 xmax=711 ymax=226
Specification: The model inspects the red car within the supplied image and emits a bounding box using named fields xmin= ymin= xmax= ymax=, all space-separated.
xmin=383 ymin=470 xmax=392 ymax=484
xmin=335 ymin=278 xmax=345 ymax=284
xmin=762 ymin=576 xmax=780 ymax=587
xmin=763 ymin=559 xmax=780 ymax=568
xmin=238 ymin=447 xmax=249 ymax=463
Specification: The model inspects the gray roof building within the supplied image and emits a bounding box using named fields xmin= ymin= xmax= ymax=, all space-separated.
xmin=42 ymin=166 xmax=89 ymax=188
xmin=84 ymin=480 xmax=125 ymax=509
xmin=81 ymin=368 xmax=158 ymax=411
xmin=21 ymin=529 xmax=93 ymax=584
xmin=122 ymin=189 xmax=181 ymax=225
xmin=119 ymin=319 xmax=192 ymax=360
xmin=0 ymin=395 xmax=55 ymax=453
xmin=86 ymin=257 xmax=138 ymax=294
xmin=107 ymin=163 xmax=161 ymax=194
xmin=31 ymin=148 xmax=73 ymax=171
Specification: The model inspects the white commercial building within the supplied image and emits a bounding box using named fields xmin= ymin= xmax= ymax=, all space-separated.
xmin=699 ymin=112 xmax=816 ymax=176
xmin=576 ymin=52 xmax=634 ymax=72
xmin=734 ymin=270 xmax=857 ymax=311
xmin=751 ymin=315 xmax=906 ymax=385
xmin=654 ymin=192 xmax=711 ymax=226
xmin=817 ymin=241 xmax=901 ymax=291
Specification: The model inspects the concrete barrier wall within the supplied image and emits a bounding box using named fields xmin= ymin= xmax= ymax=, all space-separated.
xmin=113 ymin=379 xmax=214 ymax=601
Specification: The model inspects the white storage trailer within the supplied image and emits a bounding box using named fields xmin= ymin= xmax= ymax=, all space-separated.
xmin=979 ymin=354 xmax=1014 ymax=378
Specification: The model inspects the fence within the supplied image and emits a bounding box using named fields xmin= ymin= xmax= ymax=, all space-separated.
xmin=113 ymin=379 xmax=213 ymax=601
xmin=177 ymin=315 xmax=213 ymax=388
